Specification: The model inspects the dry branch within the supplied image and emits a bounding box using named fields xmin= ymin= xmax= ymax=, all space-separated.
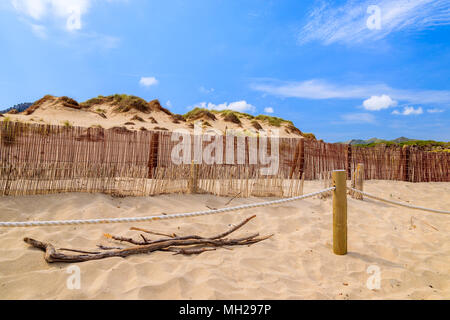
xmin=130 ymin=227 xmax=176 ymax=238
xmin=24 ymin=215 xmax=272 ymax=264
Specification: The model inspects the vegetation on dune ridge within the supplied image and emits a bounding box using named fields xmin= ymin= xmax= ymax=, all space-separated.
xmin=183 ymin=108 xmax=310 ymax=137
xmin=21 ymin=94 xmax=174 ymax=116
xmin=211 ymin=109 xmax=254 ymax=120
xmin=302 ymin=133 xmax=316 ymax=140
xmin=149 ymin=99 xmax=172 ymax=115
xmin=183 ymin=108 xmax=296 ymax=127
xmin=251 ymin=119 xmax=263 ymax=130
xmin=24 ymin=95 xmax=56 ymax=115
xmin=81 ymin=94 xmax=150 ymax=113
xmin=183 ymin=108 xmax=217 ymax=121
xmin=11 ymin=95 xmax=312 ymax=139
xmin=352 ymin=139 xmax=450 ymax=152
xmin=23 ymin=95 xmax=80 ymax=115
xmin=222 ymin=111 xmax=241 ymax=125
xmin=171 ymin=114 xmax=185 ymax=123
xmin=76 ymin=95 xmax=172 ymax=115
xmin=59 ymin=96 xmax=80 ymax=109
xmin=254 ymin=114 xmax=291 ymax=127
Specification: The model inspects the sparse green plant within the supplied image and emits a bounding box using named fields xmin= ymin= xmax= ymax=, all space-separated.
xmin=184 ymin=108 xmax=217 ymax=121
xmin=254 ymin=115 xmax=287 ymax=127
xmin=62 ymin=120 xmax=72 ymax=127
xmin=251 ymin=120 xmax=263 ymax=130
xmin=222 ymin=111 xmax=241 ymax=125
xmin=302 ymin=133 xmax=316 ymax=140
xmin=81 ymin=94 xmax=150 ymax=113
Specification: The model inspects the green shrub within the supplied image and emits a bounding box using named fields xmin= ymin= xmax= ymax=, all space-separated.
xmin=81 ymin=94 xmax=150 ymax=113
xmin=255 ymin=115 xmax=287 ymax=127
xmin=184 ymin=108 xmax=217 ymax=121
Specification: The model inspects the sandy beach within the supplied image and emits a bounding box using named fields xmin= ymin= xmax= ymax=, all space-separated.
xmin=0 ymin=180 xmax=448 ymax=300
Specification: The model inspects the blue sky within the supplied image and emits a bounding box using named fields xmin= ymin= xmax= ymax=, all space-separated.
xmin=1 ymin=0 xmax=449 ymax=142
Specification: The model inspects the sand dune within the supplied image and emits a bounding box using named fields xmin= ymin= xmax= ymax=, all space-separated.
xmin=3 ymin=95 xmax=305 ymax=138
xmin=0 ymin=180 xmax=449 ymax=299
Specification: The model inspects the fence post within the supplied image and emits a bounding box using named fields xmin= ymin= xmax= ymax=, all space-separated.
xmin=289 ymin=138 xmax=305 ymax=179
xmin=347 ymin=145 xmax=352 ymax=180
xmin=332 ymin=170 xmax=347 ymax=255
xmin=189 ymin=160 xmax=199 ymax=194
xmin=147 ymin=131 xmax=159 ymax=179
xmin=403 ymin=145 xmax=410 ymax=182
xmin=299 ymin=138 xmax=305 ymax=179
xmin=355 ymin=163 xmax=364 ymax=200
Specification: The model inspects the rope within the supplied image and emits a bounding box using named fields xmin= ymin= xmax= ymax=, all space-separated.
xmin=0 ymin=187 xmax=336 ymax=228
xmin=347 ymin=187 xmax=450 ymax=215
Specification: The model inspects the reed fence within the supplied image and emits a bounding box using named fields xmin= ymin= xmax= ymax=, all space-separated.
xmin=0 ymin=121 xmax=448 ymax=197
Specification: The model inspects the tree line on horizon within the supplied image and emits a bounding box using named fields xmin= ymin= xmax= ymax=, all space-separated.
xmin=0 ymin=102 xmax=32 ymax=114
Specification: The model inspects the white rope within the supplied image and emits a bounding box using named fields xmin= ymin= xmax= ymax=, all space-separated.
xmin=347 ymin=187 xmax=450 ymax=215
xmin=0 ymin=187 xmax=336 ymax=228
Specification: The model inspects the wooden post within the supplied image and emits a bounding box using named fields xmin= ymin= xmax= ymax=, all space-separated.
xmin=289 ymin=138 xmax=305 ymax=179
xmin=332 ymin=170 xmax=347 ymax=255
xmin=147 ymin=132 xmax=159 ymax=178
xmin=299 ymin=138 xmax=305 ymax=179
xmin=347 ymin=145 xmax=352 ymax=180
xmin=300 ymin=172 xmax=304 ymax=195
xmin=189 ymin=160 xmax=199 ymax=194
xmin=403 ymin=145 xmax=410 ymax=182
xmin=289 ymin=141 xmax=300 ymax=179
xmin=355 ymin=163 xmax=364 ymax=200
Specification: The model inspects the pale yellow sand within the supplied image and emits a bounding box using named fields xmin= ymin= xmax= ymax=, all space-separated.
xmin=6 ymin=101 xmax=299 ymax=137
xmin=0 ymin=180 xmax=449 ymax=300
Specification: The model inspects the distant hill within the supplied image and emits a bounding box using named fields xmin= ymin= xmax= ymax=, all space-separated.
xmin=345 ymin=137 xmax=413 ymax=145
xmin=341 ymin=137 xmax=449 ymax=152
xmin=0 ymin=103 xmax=32 ymax=114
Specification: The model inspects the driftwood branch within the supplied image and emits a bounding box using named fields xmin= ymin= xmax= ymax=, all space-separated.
xmin=130 ymin=227 xmax=177 ymax=238
xmin=24 ymin=215 xmax=272 ymax=263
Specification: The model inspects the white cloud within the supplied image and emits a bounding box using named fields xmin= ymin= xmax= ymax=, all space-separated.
xmin=191 ymin=101 xmax=256 ymax=113
xmin=299 ymin=0 xmax=450 ymax=45
xmin=12 ymin=0 xmax=48 ymax=20
xmin=139 ymin=77 xmax=158 ymax=87
xmin=251 ymin=79 xmax=450 ymax=105
xmin=199 ymin=86 xmax=215 ymax=94
xmin=392 ymin=106 xmax=423 ymax=115
xmin=264 ymin=107 xmax=274 ymax=114
xmin=166 ymin=100 xmax=172 ymax=108
xmin=341 ymin=113 xmax=376 ymax=123
xmin=427 ymin=108 xmax=444 ymax=113
xmin=363 ymin=94 xmax=397 ymax=111
xmin=12 ymin=0 xmax=91 ymax=31
xmin=10 ymin=0 xmax=124 ymax=48
xmin=30 ymin=23 xmax=47 ymax=38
